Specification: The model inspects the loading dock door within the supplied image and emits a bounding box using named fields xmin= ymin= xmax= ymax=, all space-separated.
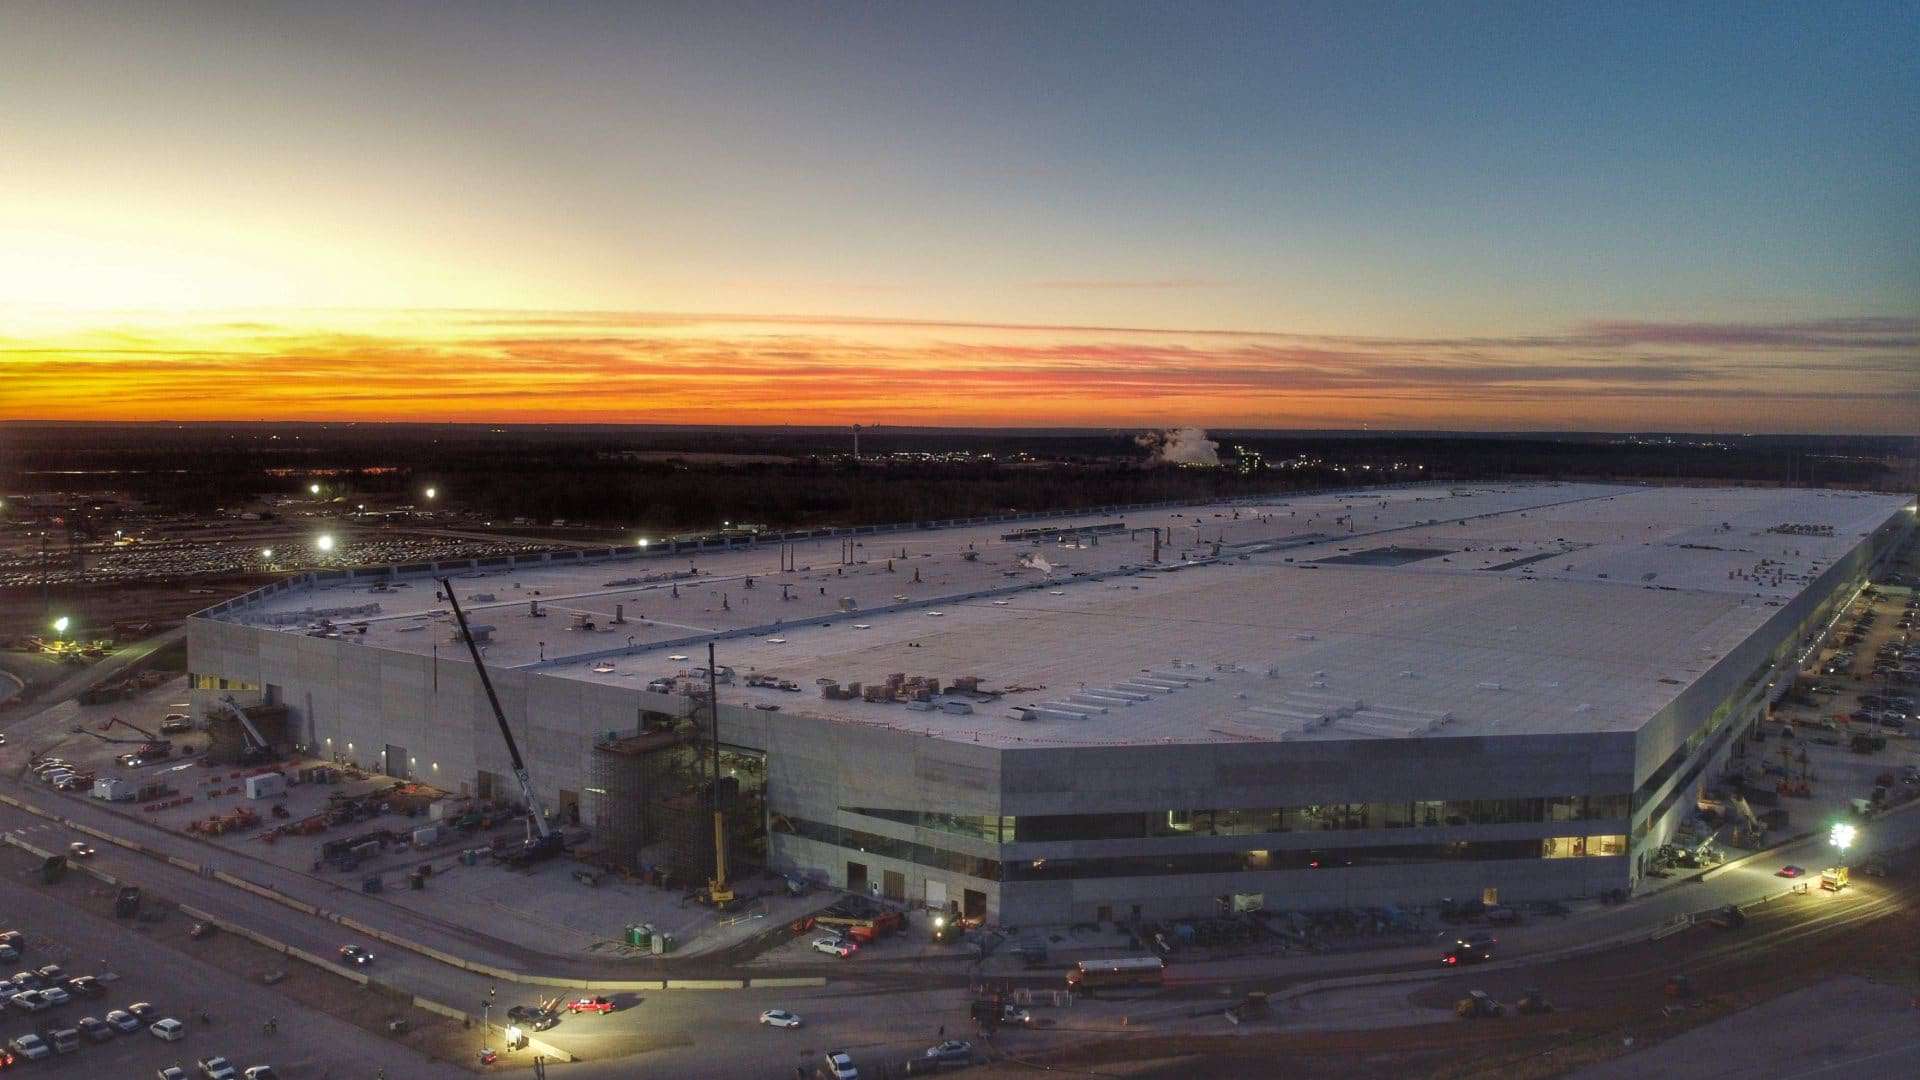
xmin=382 ymin=744 xmax=409 ymax=780
xmin=847 ymin=861 xmax=869 ymax=895
xmin=883 ymin=869 xmax=906 ymax=902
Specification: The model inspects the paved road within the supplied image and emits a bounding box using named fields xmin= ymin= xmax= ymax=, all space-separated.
xmin=0 ymin=866 xmax=464 ymax=1079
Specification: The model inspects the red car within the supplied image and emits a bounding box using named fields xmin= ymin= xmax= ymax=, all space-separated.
xmin=1776 ymin=865 xmax=1805 ymax=878
xmin=566 ymin=996 xmax=616 ymax=1014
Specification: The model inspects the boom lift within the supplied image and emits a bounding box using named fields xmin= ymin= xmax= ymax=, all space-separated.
xmin=76 ymin=716 xmax=171 ymax=758
xmin=441 ymin=579 xmax=564 ymax=865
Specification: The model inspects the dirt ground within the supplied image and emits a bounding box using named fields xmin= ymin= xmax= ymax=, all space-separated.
xmin=0 ymin=842 xmax=481 ymax=1070
xmin=987 ymin=846 xmax=1920 ymax=1079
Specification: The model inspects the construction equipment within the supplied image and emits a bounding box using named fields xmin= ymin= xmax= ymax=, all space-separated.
xmin=1455 ymin=990 xmax=1505 ymax=1018
xmin=78 ymin=716 xmax=171 ymax=759
xmin=704 ymin=642 xmax=734 ymax=906
xmin=213 ymin=696 xmax=274 ymax=763
xmin=440 ymin=579 xmax=563 ymax=864
xmin=1820 ymin=866 xmax=1850 ymax=892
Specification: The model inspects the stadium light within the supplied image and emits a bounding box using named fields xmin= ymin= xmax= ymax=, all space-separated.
xmin=52 ymin=616 xmax=70 ymax=636
xmin=1830 ymin=822 xmax=1857 ymax=852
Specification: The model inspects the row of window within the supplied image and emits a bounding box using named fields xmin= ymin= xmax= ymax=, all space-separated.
xmin=778 ymin=817 xmax=1004 ymax=881
xmin=1004 ymin=835 xmax=1630 ymax=881
xmin=188 ymin=673 xmax=258 ymax=692
xmin=779 ymin=815 xmax=1627 ymax=883
xmin=844 ymin=794 xmax=1632 ymax=845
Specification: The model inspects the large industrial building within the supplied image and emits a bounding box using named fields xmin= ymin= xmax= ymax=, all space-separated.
xmin=188 ymin=483 xmax=1915 ymax=924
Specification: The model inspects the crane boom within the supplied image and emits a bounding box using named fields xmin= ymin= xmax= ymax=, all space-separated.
xmin=440 ymin=579 xmax=555 ymax=844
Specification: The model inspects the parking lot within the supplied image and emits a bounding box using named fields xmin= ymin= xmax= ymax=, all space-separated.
xmin=0 ymin=849 xmax=466 ymax=1078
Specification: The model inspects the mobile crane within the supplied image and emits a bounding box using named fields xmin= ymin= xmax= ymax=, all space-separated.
xmin=440 ymin=579 xmax=564 ymax=865
xmin=705 ymin=642 xmax=734 ymax=907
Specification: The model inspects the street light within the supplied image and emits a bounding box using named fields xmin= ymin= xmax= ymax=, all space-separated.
xmin=1830 ymin=822 xmax=1857 ymax=853
xmin=260 ymin=548 xmax=274 ymax=560
xmin=308 ymin=483 xmax=321 ymax=495
xmin=637 ymin=538 xmax=649 ymax=549
xmin=51 ymin=616 xmax=69 ymax=637
xmin=424 ymin=486 xmax=437 ymax=500
xmin=316 ymin=534 xmax=335 ymax=553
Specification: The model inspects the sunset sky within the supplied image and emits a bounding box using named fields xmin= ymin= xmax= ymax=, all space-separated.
xmin=2 ymin=3 xmax=1914 ymax=432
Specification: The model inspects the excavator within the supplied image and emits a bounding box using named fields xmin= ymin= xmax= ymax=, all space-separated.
xmin=440 ymin=579 xmax=564 ymax=865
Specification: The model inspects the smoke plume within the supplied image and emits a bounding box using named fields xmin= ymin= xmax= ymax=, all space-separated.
xmin=1136 ymin=427 xmax=1220 ymax=467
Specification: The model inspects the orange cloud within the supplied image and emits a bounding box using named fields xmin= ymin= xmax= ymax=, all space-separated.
xmin=0 ymin=310 xmax=1912 ymax=432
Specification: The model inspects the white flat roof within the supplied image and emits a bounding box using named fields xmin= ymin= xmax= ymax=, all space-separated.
xmin=213 ymin=483 xmax=1914 ymax=748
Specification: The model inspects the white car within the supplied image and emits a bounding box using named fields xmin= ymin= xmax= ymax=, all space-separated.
xmin=822 ymin=1050 xmax=859 ymax=1080
xmin=759 ymin=1008 xmax=803 ymax=1028
xmin=198 ymin=1056 xmax=239 ymax=1079
xmin=151 ymin=1017 xmax=187 ymax=1041
xmin=243 ymin=1068 xmax=280 ymax=1080
xmin=106 ymin=1009 xmax=142 ymax=1032
xmin=811 ymin=937 xmax=855 ymax=958
xmin=40 ymin=985 xmax=71 ymax=1006
xmin=9 ymin=1033 xmax=50 ymax=1060
xmin=10 ymin=990 xmax=49 ymax=1012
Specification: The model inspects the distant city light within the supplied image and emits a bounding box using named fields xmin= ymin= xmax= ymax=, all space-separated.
xmin=52 ymin=616 xmax=70 ymax=635
xmin=309 ymin=483 xmax=321 ymax=495
xmin=260 ymin=548 xmax=274 ymax=559
xmin=637 ymin=538 xmax=649 ymax=548
xmin=424 ymin=486 xmax=437 ymax=499
xmin=316 ymin=534 xmax=335 ymax=552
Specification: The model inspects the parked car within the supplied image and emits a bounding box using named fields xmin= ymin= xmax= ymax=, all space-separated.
xmin=76 ymin=1015 xmax=113 ymax=1042
xmin=822 ymin=1050 xmax=859 ymax=1080
xmin=40 ymin=1027 xmax=78 ymax=1055
xmin=105 ymin=1009 xmax=141 ymax=1033
xmin=63 ymin=975 xmax=102 ymax=999
xmin=127 ymin=1001 xmax=158 ymax=1021
xmin=243 ymin=1068 xmax=279 ymax=1080
xmin=150 ymin=1017 xmax=186 ymax=1042
xmin=197 ymin=1055 xmax=239 ymax=1079
xmin=1777 ymin=864 xmax=1805 ymax=878
xmin=6 ymin=1035 xmax=48 ymax=1061
xmin=812 ymin=937 xmax=857 ymax=958
xmin=924 ymin=1039 xmax=975 ymax=1066
xmin=10 ymin=991 xmax=50 ymax=1013
xmin=759 ymin=1008 xmax=803 ymax=1028
xmin=158 ymin=1067 xmax=191 ymax=1080
xmin=566 ymin=996 xmax=616 ymax=1014
xmin=38 ymin=986 xmax=71 ymax=1007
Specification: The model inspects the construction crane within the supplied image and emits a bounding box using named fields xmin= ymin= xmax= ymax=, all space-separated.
xmin=213 ymin=695 xmax=273 ymax=764
xmin=705 ymin=642 xmax=734 ymax=906
xmin=440 ymin=579 xmax=563 ymax=864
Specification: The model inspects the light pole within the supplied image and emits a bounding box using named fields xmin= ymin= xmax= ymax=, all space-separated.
xmin=1830 ymin=822 xmax=1857 ymax=855
xmin=481 ymin=985 xmax=495 ymax=1058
